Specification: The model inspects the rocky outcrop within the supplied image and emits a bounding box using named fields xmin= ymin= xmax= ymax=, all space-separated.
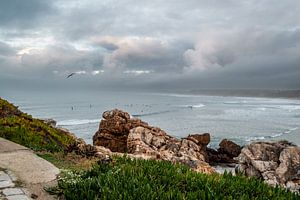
xmin=93 ymin=109 xmax=149 ymax=152
xmin=236 ymin=141 xmax=300 ymax=193
xmin=126 ymin=126 xmax=214 ymax=173
xmin=93 ymin=109 xmax=215 ymax=173
xmin=207 ymin=139 xmax=242 ymax=164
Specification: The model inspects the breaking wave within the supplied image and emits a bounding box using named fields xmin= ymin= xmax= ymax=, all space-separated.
xmin=245 ymin=127 xmax=299 ymax=142
xmin=177 ymin=104 xmax=206 ymax=108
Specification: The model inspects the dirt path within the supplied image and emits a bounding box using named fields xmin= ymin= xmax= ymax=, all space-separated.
xmin=0 ymin=138 xmax=59 ymax=200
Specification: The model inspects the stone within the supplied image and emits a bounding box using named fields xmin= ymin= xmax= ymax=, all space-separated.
xmin=251 ymin=160 xmax=278 ymax=173
xmin=127 ymin=126 xmax=213 ymax=173
xmin=187 ymin=133 xmax=210 ymax=146
xmin=0 ymin=172 xmax=11 ymax=182
xmin=218 ymin=139 xmax=241 ymax=158
xmin=276 ymin=146 xmax=300 ymax=183
xmin=127 ymin=126 xmax=163 ymax=157
xmin=206 ymin=139 xmax=241 ymax=164
xmin=262 ymin=171 xmax=279 ymax=187
xmin=30 ymin=193 xmax=38 ymax=199
xmin=286 ymin=180 xmax=300 ymax=193
xmin=2 ymin=188 xmax=24 ymax=196
xmin=207 ymin=148 xmax=236 ymax=164
xmin=236 ymin=140 xmax=300 ymax=192
xmin=6 ymin=171 xmax=17 ymax=182
xmin=0 ymin=180 xmax=14 ymax=189
xmin=6 ymin=195 xmax=31 ymax=200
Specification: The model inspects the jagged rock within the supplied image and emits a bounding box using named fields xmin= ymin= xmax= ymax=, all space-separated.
xmin=93 ymin=109 xmax=149 ymax=152
xmin=276 ymin=146 xmax=300 ymax=183
xmin=207 ymin=139 xmax=241 ymax=164
xmin=187 ymin=133 xmax=210 ymax=146
xmin=127 ymin=126 xmax=212 ymax=172
xmin=236 ymin=141 xmax=300 ymax=192
xmin=93 ymin=109 xmax=215 ymax=173
xmin=207 ymin=148 xmax=236 ymax=163
xmin=218 ymin=139 xmax=241 ymax=157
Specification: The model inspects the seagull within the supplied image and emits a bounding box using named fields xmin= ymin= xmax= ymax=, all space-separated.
xmin=66 ymin=72 xmax=76 ymax=78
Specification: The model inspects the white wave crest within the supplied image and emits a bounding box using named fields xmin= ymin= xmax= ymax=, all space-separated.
xmin=178 ymin=104 xmax=205 ymax=108
xmin=245 ymin=127 xmax=299 ymax=142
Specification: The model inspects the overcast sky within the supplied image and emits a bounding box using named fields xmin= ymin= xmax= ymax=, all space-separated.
xmin=1 ymin=0 xmax=300 ymax=91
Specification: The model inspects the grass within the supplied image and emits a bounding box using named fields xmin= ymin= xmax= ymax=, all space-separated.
xmin=52 ymin=156 xmax=300 ymax=200
xmin=37 ymin=152 xmax=98 ymax=171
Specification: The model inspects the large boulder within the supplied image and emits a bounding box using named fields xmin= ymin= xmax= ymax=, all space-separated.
xmin=93 ymin=109 xmax=148 ymax=152
xmin=236 ymin=141 xmax=300 ymax=192
xmin=93 ymin=109 xmax=215 ymax=173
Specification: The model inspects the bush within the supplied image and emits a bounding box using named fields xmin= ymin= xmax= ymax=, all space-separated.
xmin=56 ymin=156 xmax=300 ymax=200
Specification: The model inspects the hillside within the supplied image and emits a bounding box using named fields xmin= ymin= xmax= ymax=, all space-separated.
xmin=0 ymin=97 xmax=76 ymax=152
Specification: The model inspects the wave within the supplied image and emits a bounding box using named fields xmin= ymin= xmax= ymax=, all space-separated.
xmin=284 ymin=127 xmax=299 ymax=134
xmin=223 ymin=101 xmax=248 ymax=105
xmin=57 ymin=119 xmax=99 ymax=126
xmin=276 ymin=105 xmax=300 ymax=111
xmin=245 ymin=127 xmax=299 ymax=142
xmin=177 ymin=104 xmax=206 ymax=108
xmin=132 ymin=110 xmax=176 ymax=117
xmin=255 ymin=107 xmax=267 ymax=111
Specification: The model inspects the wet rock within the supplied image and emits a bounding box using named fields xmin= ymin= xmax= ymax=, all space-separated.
xmin=207 ymin=139 xmax=241 ymax=164
xmin=218 ymin=139 xmax=241 ymax=158
xmin=207 ymin=148 xmax=236 ymax=164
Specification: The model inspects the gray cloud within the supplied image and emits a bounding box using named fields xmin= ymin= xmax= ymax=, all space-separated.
xmin=0 ymin=0 xmax=300 ymax=91
xmin=0 ymin=0 xmax=55 ymax=28
xmin=0 ymin=41 xmax=16 ymax=56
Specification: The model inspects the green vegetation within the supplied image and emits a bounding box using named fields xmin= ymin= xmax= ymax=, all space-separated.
xmin=52 ymin=156 xmax=299 ymax=200
xmin=0 ymin=98 xmax=76 ymax=152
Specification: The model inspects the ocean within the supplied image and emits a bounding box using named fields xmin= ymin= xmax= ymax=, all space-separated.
xmin=2 ymin=90 xmax=300 ymax=148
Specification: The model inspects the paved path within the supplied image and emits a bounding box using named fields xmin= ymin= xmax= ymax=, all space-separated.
xmin=0 ymin=138 xmax=59 ymax=200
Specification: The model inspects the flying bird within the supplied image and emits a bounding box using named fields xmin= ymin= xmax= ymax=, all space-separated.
xmin=66 ymin=72 xmax=76 ymax=78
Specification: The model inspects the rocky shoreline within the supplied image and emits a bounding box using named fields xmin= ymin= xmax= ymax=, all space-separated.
xmin=48 ymin=109 xmax=299 ymax=193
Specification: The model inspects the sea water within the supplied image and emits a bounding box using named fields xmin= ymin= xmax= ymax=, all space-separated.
xmin=2 ymin=90 xmax=300 ymax=148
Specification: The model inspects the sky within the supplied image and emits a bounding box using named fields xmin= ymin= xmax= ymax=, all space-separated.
xmin=0 ymin=0 xmax=300 ymax=92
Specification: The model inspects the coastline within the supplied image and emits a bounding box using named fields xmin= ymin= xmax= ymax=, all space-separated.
xmin=180 ymin=89 xmax=300 ymax=100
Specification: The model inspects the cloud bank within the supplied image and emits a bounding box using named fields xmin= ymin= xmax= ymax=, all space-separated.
xmin=1 ymin=0 xmax=300 ymax=91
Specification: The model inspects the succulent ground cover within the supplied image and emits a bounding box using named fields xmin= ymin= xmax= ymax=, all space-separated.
xmin=53 ymin=156 xmax=299 ymax=200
